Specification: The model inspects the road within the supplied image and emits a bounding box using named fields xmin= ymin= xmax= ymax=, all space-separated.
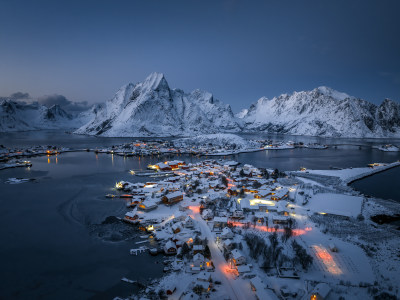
xmin=191 ymin=209 xmax=256 ymax=300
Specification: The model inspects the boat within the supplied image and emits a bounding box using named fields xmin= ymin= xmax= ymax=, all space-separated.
xmin=264 ymin=143 xmax=295 ymax=150
xmin=149 ymin=248 xmax=158 ymax=255
xmin=105 ymin=194 xmax=116 ymax=198
xmin=121 ymin=277 xmax=136 ymax=284
xmin=120 ymin=194 xmax=133 ymax=198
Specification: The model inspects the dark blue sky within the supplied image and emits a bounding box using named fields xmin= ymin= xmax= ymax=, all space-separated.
xmin=1 ymin=0 xmax=399 ymax=112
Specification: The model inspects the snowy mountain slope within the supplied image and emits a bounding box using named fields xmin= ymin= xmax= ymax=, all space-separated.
xmin=239 ymin=86 xmax=400 ymax=138
xmin=75 ymin=73 xmax=241 ymax=137
xmin=0 ymin=100 xmax=87 ymax=132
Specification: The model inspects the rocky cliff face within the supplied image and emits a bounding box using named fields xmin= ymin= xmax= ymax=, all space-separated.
xmin=75 ymin=72 xmax=241 ymax=137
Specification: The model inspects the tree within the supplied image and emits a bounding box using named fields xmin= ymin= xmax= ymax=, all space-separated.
xmin=239 ymin=242 xmax=243 ymax=250
xmin=252 ymin=181 xmax=262 ymax=189
xmin=282 ymin=227 xmax=292 ymax=243
xmin=204 ymin=245 xmax=211 ymax=259
xmin=252 ymin=216 xmax=257 ymax=228
xmin=193 ymin=285 xmax=203 ymax=295
xmin=181 ymin=242 xmax=190 ymax=257
xmin=221 ymin=176 xmax=228 ymax=187
xmin=291 ymin=240 xmax=313 ymax=270
xmin=239 ymin=188 xmax=245 ymax=197
xmin=239 ymin=169 xmax=246 ymax=177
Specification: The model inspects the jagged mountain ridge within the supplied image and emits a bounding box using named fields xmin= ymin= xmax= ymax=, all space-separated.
xmin=0 ymin=100 xmax=81 ymax=132
xmin=239 ymin=86 xmax=400 ymax=138
xmin=75 ymin=72 xmax=241 ymax=137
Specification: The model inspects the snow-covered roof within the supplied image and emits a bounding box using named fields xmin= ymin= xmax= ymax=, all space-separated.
xmin=231 ymin=249 xmax=245 ymax=260
xmin=213 ymin=216 xmax=228 ymax=223
xmin=164 ymin=240 xmax=177 ymax=251
xmin=193 ymin=253 xmax=204 ymax=261
xmin=221 ymin=227 xmax=232 ymax=235
xmin=309 ymin=193 xmax=362 ymax=218
xmin=197 ymin=271 xmax=211 ymax=282
xmin=311 ymin=283 xmax=331 ymax=298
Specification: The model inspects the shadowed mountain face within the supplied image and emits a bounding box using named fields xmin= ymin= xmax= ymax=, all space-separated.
xmin=0 ymin=100 xmax=76 ymax=132
xmin=238 ymin=87 xmax=400 ymax=138
xmin=74 ymin=72 xmax=241 ymax=137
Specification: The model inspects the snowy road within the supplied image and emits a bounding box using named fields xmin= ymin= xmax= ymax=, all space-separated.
xmin=191 ymin=209 xmax=258 ymax=300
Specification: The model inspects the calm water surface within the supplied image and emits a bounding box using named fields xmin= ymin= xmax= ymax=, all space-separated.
xmin=0 ymin=130 xmax=399 ymax=299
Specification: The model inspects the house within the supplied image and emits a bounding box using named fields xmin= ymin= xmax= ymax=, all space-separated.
xmin=192 ymin=253 xmax=205 ymax=268
xmin=220 ymin=227 xmax=234 ymax=239
xmin=156 ymin=162 xmax=172 ymax=171
xmin=184 ymin=216 xmax=195 ymax=228
xmin=137 ymin=199 xmax=158 ymax=211
xmin=272 ymin=215 xmax=290 ymax=225
xmin=164 ymin=240 xmax=177 ymax=255
xmin=197 ymin=271 xmax=212 ymax=282
xmin=213 ymin=216 xmax=228 ymax=229
xmin=237 ymin=265 xmax=251 ymax=274
xmin=193 ymin=244 xmax=204 ymax=254
xmin=231 ymin=249 xmax=246 ymax=265
xmin=123 ymin=210 xmax=139 ymax=224
xmin=231 ymin=209 xmax=244 ymax=219
xmin=310 ymin=283 xmax=331 ymax=300
xmin=250 ymin=276 xmax=270 ymax=300
xmin=223 ymin=239 xmax=234 ymax=250
xmin=162 ymin=191 xmax=183 ymax=205
xmin=172 ymin=222 xmax=183 ymax=234
xmin=202 ymin=209 xmax=213 ymax=220
xmin=193 ymin=280 xmax=211 ymax=293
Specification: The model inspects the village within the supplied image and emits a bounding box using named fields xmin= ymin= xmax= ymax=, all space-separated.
xmin=110 ymin=158 xmax=400 ymax=300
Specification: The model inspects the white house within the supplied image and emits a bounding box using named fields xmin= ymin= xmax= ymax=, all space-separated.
xmin=197 ymin=271 xmax=212 ymax=282
xmin=184 ymin=216 xmax=195 ymax=228
xmin=164 ymin=240 xmax=177 ymax=255
xmin=310 ymin=283 xmax=331 ymax=300
xmin=231 ymin=249 xmax=246 ymax=265
xmin=193 ymin=253 xmax=205 ymax=268
xmin=220 ymin=227 xmax=234 ymax=239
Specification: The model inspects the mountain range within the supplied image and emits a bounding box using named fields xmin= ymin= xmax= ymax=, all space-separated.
xmin=1 ymin=73 xmax=399 ymax=138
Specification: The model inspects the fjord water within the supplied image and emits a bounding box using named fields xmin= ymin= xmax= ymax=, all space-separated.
xmin=0 ymin=131 xmax=399 ymax=299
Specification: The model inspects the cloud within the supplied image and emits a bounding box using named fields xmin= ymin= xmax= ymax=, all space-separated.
xmin=37 ymin=94 xmax=90 ymax=112
xmin=10 ymin=92 xmax=31 ymax=100
xmin=1 ymin=92 xmax=91 ymax=113
xmin=37 ymin=94 xmax=71 ymax=107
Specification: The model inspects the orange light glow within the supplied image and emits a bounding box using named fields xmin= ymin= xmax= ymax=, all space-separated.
xmin=312 ymin=245 xmax=342 ymax=275
xmin=227 ymin=221 xmax=309 ymax=236
xmin=188 ymin=206 xmax=200 ymax=214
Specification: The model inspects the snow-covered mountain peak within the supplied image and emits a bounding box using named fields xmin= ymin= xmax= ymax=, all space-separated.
xmin=74 ymin=73 xmax=241 ymax=137
xmin=142 ymin=72 xmax=169 ymax=91
xmin=315 ymin=86 xmax=352 ymax=100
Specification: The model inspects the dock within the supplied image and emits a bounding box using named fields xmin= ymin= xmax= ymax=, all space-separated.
xmin=130 ymin=246 xmax=148 ymax=255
